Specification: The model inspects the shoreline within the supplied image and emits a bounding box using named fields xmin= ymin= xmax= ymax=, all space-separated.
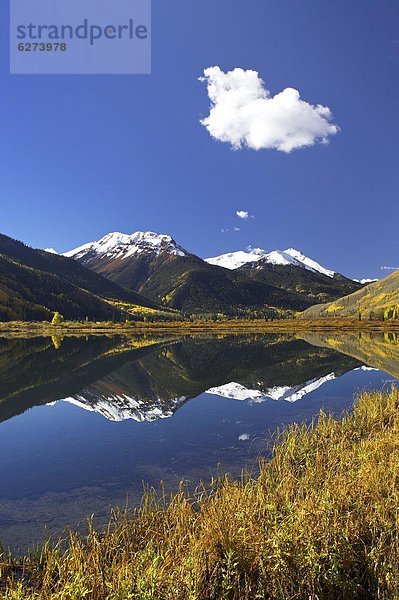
xmin=1 ymin=318 xmax=399 ymax=338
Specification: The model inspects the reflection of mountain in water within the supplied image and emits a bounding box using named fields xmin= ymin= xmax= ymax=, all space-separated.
xmin=0 ymin=334 xmax=367 ymax=424
xmin=60 ymin=372 xmax=337 ymax=422
xmin=206 ymin=373 xmax=336 ymax=404
xmin=0 ymin=336 xmax=173 ymax=422
xmin=43 ymin=335 xmax=360 ymax=422
xmin=62 ymin=393 xmax=187 ymax=422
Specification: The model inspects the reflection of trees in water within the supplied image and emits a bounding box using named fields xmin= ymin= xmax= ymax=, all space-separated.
xmin=0 ymin=334 xmax=362 ymax=424
xmin=302 ymin=332 xmax=399 ymax=380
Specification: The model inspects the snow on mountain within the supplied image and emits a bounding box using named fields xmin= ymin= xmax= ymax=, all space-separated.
xmin=205 ymin=248 xmax=267 ymax=270
xmin=44 ymin=247 xmax=58 ymax=254
xmin=354 ymin=278 xmax=379 ymax=284
xmin=282 ymin=248 xmax=335 ymax=278
xmin=64 ymin=231 xmax=188 ymax=264
xmin=206 ymin=247 xmax=335 ymax=278
xmin=206 ymin=373 xmax=336 ymax=404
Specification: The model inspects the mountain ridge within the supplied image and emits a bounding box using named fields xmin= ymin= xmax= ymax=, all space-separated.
xmin=206 ymin=247 xmax=335 ymax=278
xmin=65 ymin=232 xmax=340 ymax=281
xmin=63 ymin=230 xmax=362 ymax=315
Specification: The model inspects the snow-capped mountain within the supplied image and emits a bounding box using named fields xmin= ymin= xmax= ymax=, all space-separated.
xmin=206 ymin=373 xmax=336 ymax=404
xmin=64 ymin=231 xmax=188 ymax=265
xmin=63 ymin=230 xmax=361 ymax=314
xmin=205 ymin=248 xmax=268 ymax=270
xmin=65 ymin=232 xmax=333 ymax=278
xmin=206 ymin=247 xmax=335 ymax=278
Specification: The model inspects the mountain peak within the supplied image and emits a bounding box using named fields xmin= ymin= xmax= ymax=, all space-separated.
xmin=276 ymin=248 xmax=335 ymax=278
xmin=64 ymin=231 xmax=189 ymax=264
xmin=206 ymin=247 xmax=335 ymax=278
xmin=205 ymin=247 xmax=267 ymax=270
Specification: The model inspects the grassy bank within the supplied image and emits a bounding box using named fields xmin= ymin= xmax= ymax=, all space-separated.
xmin=1 ymin=388 xmax=399 ymax=599
xmin=1 ymin=318 xmax=399 ymax=338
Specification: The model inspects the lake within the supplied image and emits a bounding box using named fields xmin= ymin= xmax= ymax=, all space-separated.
xmin=0 ymin=331 xmax=397 ymax=552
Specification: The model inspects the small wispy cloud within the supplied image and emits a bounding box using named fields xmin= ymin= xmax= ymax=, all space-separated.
xmin=221 ymin=210 xmax=253 ymax=233
xmin=381 ymin=266 xmax=399 ymax=271
xmin=200 ymin=66 xmax=339 ymax=152
xmin=221 ymin=227 xmax=241 ymax=233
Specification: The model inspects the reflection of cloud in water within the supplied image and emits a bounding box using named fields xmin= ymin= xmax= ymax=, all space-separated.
xmin=238 ymin=433 xmax=250 ymax=441
xmin=206 ymin=373 xmax=336 ymax=404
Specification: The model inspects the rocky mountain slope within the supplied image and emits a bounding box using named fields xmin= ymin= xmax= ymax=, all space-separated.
xmin=0 ymin=232 xmax=159 ymax=321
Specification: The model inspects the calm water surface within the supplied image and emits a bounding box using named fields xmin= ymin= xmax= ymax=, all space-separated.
xmin=0 ymin=332 xmax=397 ymax=551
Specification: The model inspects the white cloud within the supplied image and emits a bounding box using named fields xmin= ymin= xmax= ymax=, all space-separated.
xmin=233 ymin=227 xmax=241 ymax=231
xmin=236 ymin=210 xmax=255 ymax=220
xmin=200 ymin=66 xmax=339 ymax=152
xmin=381 ymin=266 xmax=398 ymax=271
xmin=238 ymin=433 xmax=250 ymax=441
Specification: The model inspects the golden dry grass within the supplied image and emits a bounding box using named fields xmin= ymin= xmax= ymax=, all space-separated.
xmin=1 ymin=388 xmax=399 ymax=599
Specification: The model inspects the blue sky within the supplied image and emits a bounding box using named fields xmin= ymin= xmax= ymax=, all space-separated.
xmin=1 ymin=0 xmax=398 ymax=279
